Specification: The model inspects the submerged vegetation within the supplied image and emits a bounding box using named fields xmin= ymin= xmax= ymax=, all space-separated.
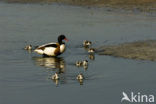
xmin=97 ymin=40 xmax=156 ymax=61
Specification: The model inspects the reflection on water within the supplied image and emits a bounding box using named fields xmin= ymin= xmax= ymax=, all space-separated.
xmin=25 ymin=50 xmax=33 ymax=54
xmin=52 ymin=79 xmax=59 ymax=86
xmin=33 ymin=57 xmax=65 ymax=73
xmin=32 ymin=56 xmax=87 ymax=85
xmin=33 ymin=57 xmax=66 ymax=85
xmin=83 ymin=65 xmax=88 ymax=70
xmin=88 ymin=54 xmax=95 ymax=60
xmin=77 ymin=79 xmax=83 ymax=85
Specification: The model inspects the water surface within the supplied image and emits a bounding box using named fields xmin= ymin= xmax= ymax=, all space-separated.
xmin=0 ymin=3 xmax=156 ymax=104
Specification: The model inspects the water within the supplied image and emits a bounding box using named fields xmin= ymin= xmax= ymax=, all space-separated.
xmin=0 ymin=2 xmax=156 ymax=104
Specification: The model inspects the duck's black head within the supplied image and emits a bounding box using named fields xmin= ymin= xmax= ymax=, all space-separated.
xmin=58 ymin=34 xmax=68 ymax=44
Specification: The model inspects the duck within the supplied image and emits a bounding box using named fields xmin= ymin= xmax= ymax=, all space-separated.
xmin=34 ymin=35 xmax=68 ymax=57
xmin=24 ymin=45 xmax=32 ymax=50
xmin=88 ymin=48 xmax=95 ymax=54
xmin=52 ymin=73 xmax=59 ymax=80
xmin=82 ymin=60 xmax=88 ymax=66
xmin=83 ymin=40 xmax=92 ymax=47
xmin=76 ymin=73 xmax=84 ymax=80
xmin=75 ymin=61 xmax=83 ymax=67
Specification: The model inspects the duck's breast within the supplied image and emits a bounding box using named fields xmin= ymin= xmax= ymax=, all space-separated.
xmin=60 ymin=44 xmax=65 ymax=53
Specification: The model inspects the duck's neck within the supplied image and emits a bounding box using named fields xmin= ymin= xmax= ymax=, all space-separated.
xmin=58 ymin=39 xmax=64 ymax=45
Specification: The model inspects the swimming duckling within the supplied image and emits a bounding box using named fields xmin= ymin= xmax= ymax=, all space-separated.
xmin=83 ymin=40 xmax=92 ymax=47
xmin=89 ymin=54 xmax=95 ymax=60
xmin=76 ymin=73 xmax=84 ymax=80
xmin=52 ymin=73 xmax=59 ymax=80
xmin=88 ymin=48 xmax=95 ymax=54
xmin=82 ymin=60 xmax=88 ymax=66
xmin=75 ymin=61 xmax=83 ymax=67
xmin=24 ymin=45 xmax=32 ymax=50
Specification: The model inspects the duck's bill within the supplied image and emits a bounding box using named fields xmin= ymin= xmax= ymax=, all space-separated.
xmin=64 ymin=38 xmax=69 ymax=42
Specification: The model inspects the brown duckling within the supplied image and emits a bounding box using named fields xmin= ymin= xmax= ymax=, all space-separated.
xmin=76 ymin=73 xmax=84 ymax=80
xmin=24 ymin=45 xmax=32 ymax=50
xmin=83 ymin=40 xmax=92 ymax=47
xmin=52 ymin=73 xmax=59 ymax=80
xmin=75 ymin=61 xmax=83 ymax=67
xmin=88 ymin=48 xmax=95 ymax=54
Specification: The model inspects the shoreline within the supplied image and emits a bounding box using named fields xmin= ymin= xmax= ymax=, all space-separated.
xmin=2 ymin=0 xmax=156 ymax=12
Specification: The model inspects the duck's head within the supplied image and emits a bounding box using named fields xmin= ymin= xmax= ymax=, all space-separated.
xmin=58 ymin=35 xmax=68 ymax=44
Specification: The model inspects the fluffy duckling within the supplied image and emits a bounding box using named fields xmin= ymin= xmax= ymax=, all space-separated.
xmin=83 ymin=40 xmax=92 ymax=47
xmin=52 ymin=73 xmax=59 ymax=80
xmin=75 ymin=61 xmax=83 ymax=67
xmin=88 ymin=48 xmax=95 ymax=54
xmin=82 ymin=60 xmax=88 ymax=66
xmin=24 ymin=45 xmax=32 ymax=50
xmin=89 ymin=54 xmax=95 ymax=60
xmin=76 ymin=73 xmax=84 ymax=80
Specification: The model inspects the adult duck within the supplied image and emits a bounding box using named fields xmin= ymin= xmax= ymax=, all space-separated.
xmin=34 ymin=35 xmax=68 ymax=57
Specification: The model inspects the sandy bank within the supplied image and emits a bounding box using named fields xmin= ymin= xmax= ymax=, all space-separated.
xmin=97 ymin=40 xmax=156 ymax=61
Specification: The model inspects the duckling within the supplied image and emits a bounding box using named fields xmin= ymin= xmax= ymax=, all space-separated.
xmin=83 ymin=40 xmax=92 ymax=47
xmin=88 ymin=48 xmax=95 ymax=54
xmin=82 ymin=60 xmax=88 ymax=66
xmin=24 ymin=45 xmax=32 ymax=50
xmin=89 ymin=54 xmax=95 ymax=60
xmin=75 ymin=61 xmax=83 ymax=67
xmin=51 ymin=73 xmax=59 ymax=80
xmin=76 ymin=73 xmax=84 ymax=80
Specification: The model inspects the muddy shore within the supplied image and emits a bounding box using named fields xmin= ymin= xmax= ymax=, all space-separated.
xmin=97 ymin=40 xmax=156 ymax=61
xmin=2 ymin=0 xmax=156 ymax=12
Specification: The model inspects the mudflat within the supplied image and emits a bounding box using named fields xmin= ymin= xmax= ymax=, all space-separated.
xmin=3 ymin=0 xmax=156 ymax=13
xmin=2 ymin=0 xmax=156 ymax=6
xmin=97 ymin=40 xmax=156 ymax=61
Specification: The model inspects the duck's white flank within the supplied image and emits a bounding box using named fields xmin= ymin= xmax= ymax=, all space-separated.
xmin=34 ymin=49 xmax=44 ymax=54
xmin=43 ymin=47 xmax=56 ymax=56
xmin=34 ymin=42 xmax=57 ymax=56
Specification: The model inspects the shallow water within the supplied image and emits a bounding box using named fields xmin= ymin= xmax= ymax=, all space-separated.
xmin=0 ymin=3 xmax=156 ymax=104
